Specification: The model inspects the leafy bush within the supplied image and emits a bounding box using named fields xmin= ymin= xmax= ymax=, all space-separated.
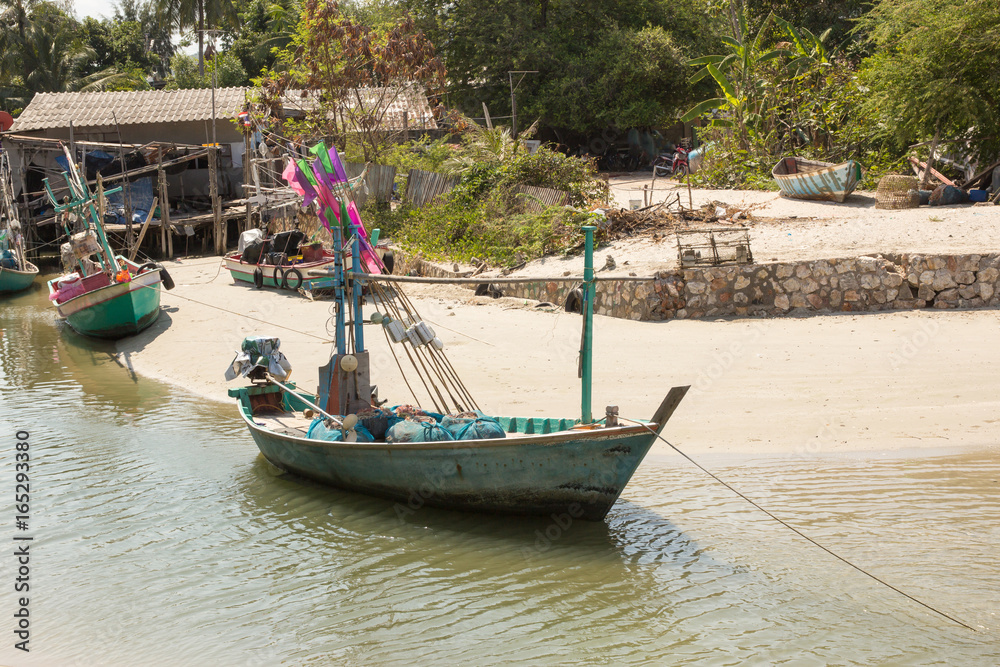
xmin=365 ymin=200 xmax=599 ymax=266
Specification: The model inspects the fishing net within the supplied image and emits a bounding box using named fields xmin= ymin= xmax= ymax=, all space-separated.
xmin=385 ymin=419 xmax=454 ymax=443
xmin=875 ymin=175 xmax=920 ymax=209
xmin=307 ymin=418 xmax=374 ymax=442
xmin=442 ymin=411 xmax=506 ymax=441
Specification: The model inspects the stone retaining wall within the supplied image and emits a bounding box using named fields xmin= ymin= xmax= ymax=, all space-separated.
xmin=396 ymin=252 xmax=1000 ymax=321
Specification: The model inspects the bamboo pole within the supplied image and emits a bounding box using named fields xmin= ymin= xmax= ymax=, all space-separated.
xmin=128 ymin=197 xmax=158 ymax=262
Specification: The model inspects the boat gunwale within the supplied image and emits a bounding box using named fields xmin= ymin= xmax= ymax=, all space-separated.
xmin=0 ymin=261 xmax=39 ymax=277
xmin=47 ymin=264 xmax=162 ymax=314
xmin=235 ymin=390 xmax=657 ymax=452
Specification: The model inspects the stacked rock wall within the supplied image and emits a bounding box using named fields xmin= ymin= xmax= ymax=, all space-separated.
xmin=396 ymin=253 xmax=1000 ymax=321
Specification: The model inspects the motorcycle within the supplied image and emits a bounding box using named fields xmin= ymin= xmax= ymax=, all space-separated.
xmin=652 ymin=151 xmax=675 ymax=177
xmin=671 ymin=146 xmax=691 ymax=178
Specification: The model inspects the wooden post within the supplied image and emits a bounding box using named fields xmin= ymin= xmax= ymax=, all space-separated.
xmin=208 ymin=145 xmax=222 ymax=254
xmin=921 ymin=127 xmax=941 ymax=190
xmin=244 ymin=130 xmax=251 ymax=233
xmin=128 ymin=196 xmax=157 ymax=262
xmin=158 ymin=161 xmax=173 ymax=259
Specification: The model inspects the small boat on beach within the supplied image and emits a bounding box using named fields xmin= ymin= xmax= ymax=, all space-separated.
xmin=48 ymin=257 xmax=165 ymax=338
xmin=772 ymin=156 xmax=863 ymax=202
xmin=43 ymin=145 xmax=172 ymax=339
xmin=227 ymin=141 xmax=688 ymax=521
xmin=224 ymin=247 xmax=339 ymax=290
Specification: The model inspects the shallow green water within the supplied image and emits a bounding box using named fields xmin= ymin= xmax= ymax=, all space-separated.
xmin=1 ymin=283 xmax=998 ymax=665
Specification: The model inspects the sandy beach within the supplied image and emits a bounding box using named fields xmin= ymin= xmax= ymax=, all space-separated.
xmin=115 ymin=195 xmax=1000 ymax=457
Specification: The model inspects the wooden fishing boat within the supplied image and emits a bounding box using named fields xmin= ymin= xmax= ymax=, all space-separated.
xmin=228 ymin=142 xmax=687 ymax=521
xmin=0 ymin=262 xmax=38 ymax=294
xmin=42 ymin=144 xmax=171 ymax=339
xmin=0 ymin=149 xmax=37 ymax=294
xmin=224 ymin=249 xmax=338 ymax=290
xmin=48 ymin=258 xmax=164 ymax=338
xmin=772 ymin=156 xmax=863 ymax=202
xmin=230 ymin=383 xmax=686 ymax=521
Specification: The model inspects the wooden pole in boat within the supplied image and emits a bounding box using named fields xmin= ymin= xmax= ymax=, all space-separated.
xmin=350 ymin=226 xmax=364 ymax=352
xmin=332 ymin=226 xmax=347 ymax=356
xmin=581 ymin=225 xmax=596 ymax=424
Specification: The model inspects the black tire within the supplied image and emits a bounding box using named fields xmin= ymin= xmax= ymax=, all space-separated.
xmin=282 ymin=267 xmax=303 ymax=290
xmin=381 ymin=250 xmax=395 ymax=275
xmin=274 ymin=266 xmax=285 ymax=289
xmin=253 ymin=267 xmax=264 ymax=289
xmin=565 ymin=287 xmax=584 ymax=314
xmin=159 ymin=268 xmax=175 ymax=290
xmin=136 ymin=262 xmax=174 ymax=290
xmin=675 ymin=163 xmax=689 ymax=179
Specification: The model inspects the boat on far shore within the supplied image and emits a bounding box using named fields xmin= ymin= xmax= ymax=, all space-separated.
xmin=772 ymin=156 xmax=863 ymax=203
xmin=0 ymin=150 xmax=38 ymax=294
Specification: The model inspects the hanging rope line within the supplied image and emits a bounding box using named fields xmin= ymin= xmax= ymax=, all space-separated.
xmin=618 ymin=416 xmax=977 ymax=633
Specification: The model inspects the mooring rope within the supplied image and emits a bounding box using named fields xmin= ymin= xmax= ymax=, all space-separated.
xmin=619 ymin=416 xmax=977 ymax=632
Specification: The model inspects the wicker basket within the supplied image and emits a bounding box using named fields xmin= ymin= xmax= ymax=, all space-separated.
xmin=876 ymin=175 xmax=920 ymax=209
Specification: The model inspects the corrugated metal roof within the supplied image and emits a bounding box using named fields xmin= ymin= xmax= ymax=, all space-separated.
xmin=10 ymin=88 xmax=248 ymax=132
xmin=281 ymin=85 xmax=438 ymax=130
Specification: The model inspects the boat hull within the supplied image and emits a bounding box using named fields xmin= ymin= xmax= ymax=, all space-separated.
xmin=234 ymin=387 xmax=658 ymax=521
xmin=50 ymin=265 xmax=162 ymax=339
xmin=772 ymin=157 xmax=862 ymax=203
xmin=0 ymin=262 xmax=38 ymax=293
xmin=225 ymin=252 xmax=339 ymax=289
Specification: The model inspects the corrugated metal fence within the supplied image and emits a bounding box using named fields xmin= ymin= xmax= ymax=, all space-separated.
xmin=405 ymin=168 xmax=460 ymax=208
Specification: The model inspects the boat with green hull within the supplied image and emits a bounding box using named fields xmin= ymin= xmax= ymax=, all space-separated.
xmin=228 ymin=143 xmax=687 ymax=521
xmin=0 ymin=263 xmax=38 ymax=294
xmin=48 ymin=257 xmax=163 ymax=338
xmin=42 ymin=144 xmax=171 ymax=339
xmin=231 ymin=383 xmax=685 ymax=521
xmin=0 ymin=149 xmax=37 ymax=294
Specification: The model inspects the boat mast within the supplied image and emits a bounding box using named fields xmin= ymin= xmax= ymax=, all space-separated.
xmin=581 ymin=225 xmax=596 ymax=424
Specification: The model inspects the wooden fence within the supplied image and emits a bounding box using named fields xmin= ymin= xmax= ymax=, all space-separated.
xmin=405 ymin=168 xmax=460 ymax=208
xmin=514 ymin=185 xmax=570 ymax=213
xmin=344 ymin=162 xmax=397 ymax=208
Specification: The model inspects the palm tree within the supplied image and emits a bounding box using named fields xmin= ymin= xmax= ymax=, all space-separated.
xmin=156 ymin=0 xmax=237 ymax=77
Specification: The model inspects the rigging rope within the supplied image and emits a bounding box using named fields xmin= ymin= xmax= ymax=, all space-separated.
xmin=618 ymin=416 xmax=978 ymax=633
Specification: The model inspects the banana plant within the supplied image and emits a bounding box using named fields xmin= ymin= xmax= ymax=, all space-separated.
xmin=679 ymin=5 xmax=786 ymax=149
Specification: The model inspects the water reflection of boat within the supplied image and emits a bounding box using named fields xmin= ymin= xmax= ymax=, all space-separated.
xmin=228 ymin=141 xmax=689 ymax=523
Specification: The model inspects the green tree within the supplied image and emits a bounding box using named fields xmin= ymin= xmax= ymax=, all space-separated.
xmin=156 ymin=0 xmax=237 ymax=77
xmin=404 ymin=0 xmax=721 ymax=136
xmin=856 ymin=0 xmax=1000 ymax=159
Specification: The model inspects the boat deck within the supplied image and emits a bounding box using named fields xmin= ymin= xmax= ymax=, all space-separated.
xmin=253 ymin=411 xmax=546 ymax=441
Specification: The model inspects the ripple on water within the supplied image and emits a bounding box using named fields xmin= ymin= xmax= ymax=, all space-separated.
xmin=1 ymin=290 xmax=998 ymax=665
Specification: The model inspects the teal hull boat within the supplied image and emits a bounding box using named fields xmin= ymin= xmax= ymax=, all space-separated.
xmin=231 ymin=384 xmax=686 ymax=521
xmin=49 ymin=258 xmax=163 ymax=339
xmin=229 ymin=144 xmax=689 ymax=523
xmin=0 ymin=262 xmax=38 ymax=294
xmin=772 ymin=156 xmax=863 ymax=203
